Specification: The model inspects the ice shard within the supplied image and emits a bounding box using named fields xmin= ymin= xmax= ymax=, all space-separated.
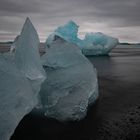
xmin=0 ymin=18 xmax=46 ymax=140
xmin=46 ymin=21 xmax=118 ymax=55
xmin=40 ymin=36 xmax=98 ymax=121
xmin=0 ymin=55 xmax=38 ymax=140
xmin=14 ymin=17 xmax=45 ymax=81
xmin=14 ymin=17 xmax=46 ymax=94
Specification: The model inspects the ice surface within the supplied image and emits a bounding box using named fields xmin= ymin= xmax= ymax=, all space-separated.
xmin=40 ymin=36 xmax=98 ymax=121
xmin=46 ymin=20 xmax=79 ymax=46
xmin=13 ymin=18 xmax=46 ymax=95
xmin=46 ymin=21 xmax=118 ymax=55
xmin=0 ymin=18 xmax=46 ymax=140
xmin=10 ymin=35 xmax=20 ymax=53
xmin=14 ymin=18 xmax=46 ymax=82
xmin=0 ymin=55 xmax=38 ymax=140
xmin=46 ymin=20 xmax=80 ymax=48
xmin=81 ymin=32 xmax=119 ymax=55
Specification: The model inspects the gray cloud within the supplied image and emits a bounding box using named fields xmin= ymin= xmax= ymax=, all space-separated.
xmin=0 ymin=0 xmax=140 ymax=42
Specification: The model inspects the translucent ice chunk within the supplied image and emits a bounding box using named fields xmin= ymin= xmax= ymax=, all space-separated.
xmin=14 ymin=18 xmax=46 ymax=82
xmin=46 ymin=20 xmax=80 ymax=48
xmin=0 ymin=55 xmax=38 ymax=140
xmin=40 ymin=36 xmax=98 ymax=121
xmin=0 ymin=18 xmax=46 ymax=140
xmin=13 ymin=18 xmax=46 ymax=95
xmin=54 ymin=20 xmax=79 ymax=43
xmin=46 ymin=21 xmax=118 ymax=55
xmin=81 ymin=32 xmax=119 ymax=55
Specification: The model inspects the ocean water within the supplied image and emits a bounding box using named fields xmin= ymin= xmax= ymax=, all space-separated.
xmin=1 ymin=44 xmax=139 ymax=140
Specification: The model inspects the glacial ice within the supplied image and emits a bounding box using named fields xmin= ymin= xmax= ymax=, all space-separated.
xmin=0 ymin=55 xmax=38 ymax=140
xmin=0 ymin=18 xmax=46 ymax=140
xmin=46 ymin=21 xmax=118 ymax=55
xmin=14 ymin=18 xmax=46 ymax=82
xmin=13 ymin=18 xmax=46 ymax=95
xmin=40 ymin=36 xmax=98 ymax=121
xmin=0 ymin=18 xmax=100 ymax=140
xmin=46 ymin=20 xmax=80 ymax=48
xmin=81 ymin=32 xmax=119 ymax=55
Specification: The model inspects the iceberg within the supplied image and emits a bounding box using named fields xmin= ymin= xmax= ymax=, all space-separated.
xmin=46 ymin=21 xmax=118 ymax=55
xmin=40 ymin=36 xmax=98 ymax=121
xmin=0 ymin=18 xmax=46 ymax=140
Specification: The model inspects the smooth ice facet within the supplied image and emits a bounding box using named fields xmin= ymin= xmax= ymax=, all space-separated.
xmin=40 ymin=36 xmax=98 ymax=121
xmin=14 ymin=18 xmax=46 ymax=82
xmin=0 ymin=55 xmax=38 ymax=140
xmin=13 ymin=18 xmax=46 ymax=96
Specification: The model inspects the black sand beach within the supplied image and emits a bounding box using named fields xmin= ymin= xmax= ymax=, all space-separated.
xmin=1 ymin=44 xmax=140 ymax=140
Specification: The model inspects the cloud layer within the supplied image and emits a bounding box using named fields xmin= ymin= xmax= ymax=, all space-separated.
xmin=0 ymin=0 xmax=140 ymax=43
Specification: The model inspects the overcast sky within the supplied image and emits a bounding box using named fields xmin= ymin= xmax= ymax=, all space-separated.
xmin=0 ymin=0 xmax=140 ymax=43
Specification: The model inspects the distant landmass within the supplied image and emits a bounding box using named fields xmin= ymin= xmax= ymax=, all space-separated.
xmin=119 ymin=42 xmax=140 ymax=45
xmin=0 ymin=42 xmax=46 ymax=54
xmin=0 ymin=41 xmax=140 ymax=48
xmin=0 ymin=41 xmax=13 ymax=44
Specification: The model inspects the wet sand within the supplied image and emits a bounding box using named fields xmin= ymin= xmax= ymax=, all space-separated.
xmin=1 ymin=44 xmax=140 ymax=140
